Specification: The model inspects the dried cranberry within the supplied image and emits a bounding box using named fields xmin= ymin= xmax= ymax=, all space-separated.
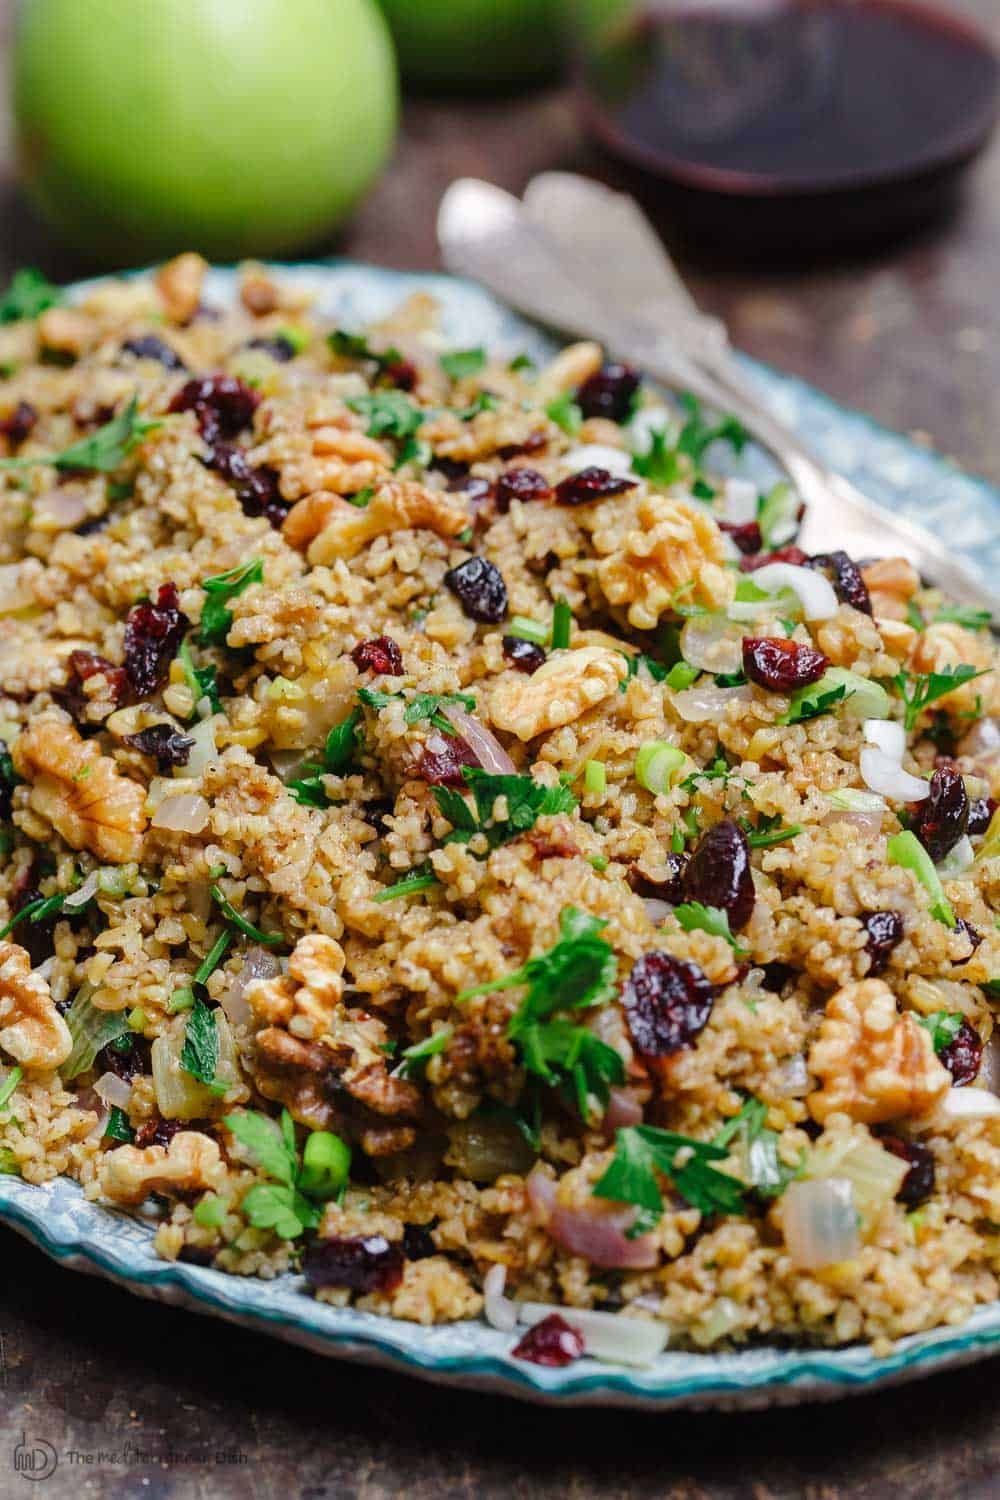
xmin=204 ymin=442 xmax=286 ymax=529
xmin=910 ymin=765 xmax=969 ymax=863
xmin=9 ymin=871 xmax=55 ymax=967
xmin=622 ymin=951 xmax=716 ymax=1056
xmin=554 ymin=467 xmax=633 ymax=506
xmin=168 ymin=374 xmax=261 ymax=444
xmin=497 ymin=430 xmax=547 ymax=461
xmin=968 ymin=797 xmax=996 ymax=837
xmin=381 ymin=357 xmax=418 ymax=391
xmin=0 ymin=401 xmax=38 ymax=447
xmin=75 ymin=514 xmax=111 ymax=536
xmin=742 ymin=637 xmax=829 ymax=692
xmin=760 ymin=961 xmax=794 ymax=992
xmin=414 ymin=733 xmax=479 ymax=787
xmin=301 ymin=1234 xmax=405 ymax=1294
xmin=123 ymin=583 xmax=189 ymax=698
xmin=123 ymin=724 xmax=195 ymax=769
xmin=495 ymin=467 xmax=551 ymax=512
xmin=576 ymin=363 xmax=641 ymax=424
xmin=120 ymin=335 xmax=187 ymax=371
xmin=740 ymin=545 xmax=809 ymax=573
xmin=96 ymin=1033 xmax=151 ymax=1083
xmin=627 ymin=854 xmax=689 ymax=905
xmin=955 ymin=917 xmax=982 ymax=954
xmin=444 ymin=556 xmax=508 ymax=623
xmin=351 ymin=636 xmax=404 ymax=676
xmin=719 ymin=519 xmax=762 ymax=556
xmin=55 ymin=649 xmax=130 ymax=723
xmin=680 ymin=819 xmax=755 ymax=930
xmin=246 ymin=335 xmax=297 ymax=363
xmin=882 ymin=1136 xmax=936 ymax=1208
xmin=502 ymin=636 xmax=546 ymax=674
xmin=0 ymin=739 xmax=13 ymax=823
xmin=134 ymin=1117 xmax=187 ymax=1150
xmin=862 ymin=910 xmax=904 ymax=976
xmin=808 ymin=550 xmax=872 ymax=615
xmin=938 ymin=1019 xmax=983 ymax=1086
xmin=401 ymin=1223 xmax=437 ymax=1261
xmin=178 ymin=1245 xmax=217 ymax=1266
xmin=512 ymin=1314 xmax=584 ymax=1368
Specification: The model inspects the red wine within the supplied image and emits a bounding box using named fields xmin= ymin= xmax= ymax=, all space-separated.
xmin=579 ymin=1 xmax=998 ymax=190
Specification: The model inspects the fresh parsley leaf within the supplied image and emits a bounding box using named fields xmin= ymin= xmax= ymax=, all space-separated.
xmin=545 ymin=392 xmax=583 ymax=436
xmin=0 ymin=1065 xmax=22 ymax=1113
xmin=713 ymin=1096 xmax=801 ymax=1200
xmin=397 ymin=1025 xmax=453 ymax=1078
xmin=104 ymin=1106 xmax=134 ymax=1144
xmin=894 ymin=665 xmax=989 ymax=732
xmin=632 ymin=429 xmax=682 ymax=486
xmin=241 ymin=1181 xmax=320 ymax=1239
xmin=740 ymin=813 xmax=802 ymax=850
xmin=373 ymin=862 xmax=438 ymax=903
xmin=675 ymin=393 xmax=748 ymax=463
xmin=209 ymin=885 xmax=285 ymax=947
xmin=323 ymin=709 xmax=363 ymax=774
xmin=440 ymin=347 xmax=486 ymax=381
xmin=0 ymin=396 xmax=161 ymax=473
xmin=517 ymin=1018 xmax=624 ymax=1122
xmin=933 ymin=605 xmax=992 ymax=631
xmin=328 ymin=329 xmax=403 ymax=370
xmin=404 ymin=691 xmax=476 ymax=735
xmin=346 ymin=391 xmax=423 ymax=441
xmin=905 ymin=599 xmax=926 ymax=632
xmin=0 ymin=267 xmax=63 ymax=324
xmin=348 ymin=485 xmax=374 ymax=508
xmin=679 ymin=754 xmax=735 ymax=795
xmin=395 ymin=435 xmax=432 ymax=468
xmin=917 ymin=1010 xmax=966 ymax=1053
xmin=224 ymin=1107 xmax=297 ymax=1186
xmin=508 ymin=353 xmax=537 ymax=376
xmin=177 ymin=638 xmax=222 ymax=718
xmin=454 ymin=391 xmax=497 ymax=422
xmin=594 ymin=1124 xmax=746 ymax=1229
xmin=180 ymin=997 xmax=228 ymax=1095
xmin=674 ymin=901 xmax=748 ymax=956
xmin=223 ymin=1107 xmax=340 ymax=1238
xmin=461 ymin=906 xmax=618 ymax=1024
xmin=198 ymin=558 xmax=264 ymax=646
xmin=779 ymin=681 xmax=847 ymax=726
xmin=433 ymin=768 xmax=577 ymax=853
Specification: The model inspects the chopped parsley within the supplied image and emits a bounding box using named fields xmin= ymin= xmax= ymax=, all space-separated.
xmin=455 ymin=391 xmax=497 ymax=422
xmin=545 ymin=392 xmax=583 ymax=436
xmin=433 ymin=768 xmax=577 ymax=852
xmin=373 ymin=863 xmax=438 ymax=904
xmin=0 ymin=267 xmax=63 ymax=324
xmin=177 ymin=638 xmax=222 ymax=718
xmin=403 ymin=691 xmax=477 ymax=735
xmin=346 ymin=390 xmax=423 ymax=441
xmin=779 ymin=680 xmax=848 ymax=726
xmin=674 ymin=900 xmax=748 ymax=956
xmin=508 ymin=353 xmax=537 ymax=376
xmin=917 ymin=1010 xmax=966 ymax=1052
xmin=712 ymin=1096 xmax=802 ymax=1200
xmin=894 ymin=665 xmax=989 ymax=732
xmin=675 ymin=393 xmax=748 ymax=464
xmin=0 ymin=396 xmax=161 ymax=473
xmin=396 ymin=1025 xmax=454 ymax=1078
xmin=594 ymin=1123 xmax=746 ymax=1231
xmin=631 ymin=428 xmax=682 ymax=486
xmin=180 ymin=997 xmax=229 ymax=1096
xmin=932 ymin=604 xmax=993 ymax=631
xmin=197 ymin=558 xmax=264 ymax=646
xmin=740 ymin=813 xmax=802 ymax=850
xmin=224 ymin=1108 xmax=337 ymax=1239
xmin=631 ymin=395 xmax=747 ymax=490
xmin=104 ymin=1106 xmax=134 ymax=1144
xmin=440 ymin=347 xmax=486 ymax=381
xmin=328 ymin=329 xmax=403 ymax=371
xmin=0 ymin=1066 xmax=22 ymax=1113
xmin=288 ymin=709 xmax=364 ymax=807
xmin=395 ymin=434 xmax=432 ymax=469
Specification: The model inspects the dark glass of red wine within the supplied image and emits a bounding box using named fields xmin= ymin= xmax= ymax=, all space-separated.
xmin=573 ymin=0 xmax=999 ymax=253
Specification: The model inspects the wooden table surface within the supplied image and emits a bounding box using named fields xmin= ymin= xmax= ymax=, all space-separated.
xmin=2 ymin=6 xmax=1000 ymax=1495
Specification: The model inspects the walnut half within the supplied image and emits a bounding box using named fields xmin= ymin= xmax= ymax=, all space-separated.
xmin=490 ymin=645 xmax=629 ymax=742
xmin=0 ymin=941 xmax=72 ymax=1071
xmin=12 ymin=718 xmax=147 ymax=864
xmin=808 ymin=979 xmax=951 ymax=1125
xmin=100 ymin=1130 xmax=224 ymax=1207
xmin=299 ymin=481 xmax=468 ymax=565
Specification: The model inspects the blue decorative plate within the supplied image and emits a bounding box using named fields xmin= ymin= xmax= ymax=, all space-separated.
xmin=3 ymin=261 xmax=998 ymax=1409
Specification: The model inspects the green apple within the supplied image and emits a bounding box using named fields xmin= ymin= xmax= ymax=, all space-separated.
xmin=14 ymin=0 xmax=398 ymax=264
xmin=376 ymin=0 xmax=566 ymax=87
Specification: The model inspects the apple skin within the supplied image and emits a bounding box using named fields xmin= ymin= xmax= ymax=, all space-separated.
xmin=14 ymin=0 xmax=398 ymax=265
xmin=376 ymin=0 xmax=565 ymax=87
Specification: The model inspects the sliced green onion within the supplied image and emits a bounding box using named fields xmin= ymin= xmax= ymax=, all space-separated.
xmin=635 ymin=742 xmax=688 ymax=795
xmin=551 ymin=598 xmax=572 ymax=651
xmin=508 ymin=616 xmax=548 ymax=646
xmin=194 ymin=929 xmax=232 ymax=987
xmin=298 ymin=1130 xmax=352 ymax=1199
xmin=210 ymin=885 xmax=285 ymax=946
xmin=373 ymin=865 xmax=438 ymax=903
xmin=0 ymin=1065 xmax=22 ymax=1112
xmin=0 ymin=1147 xmax=20 ymax=1176
xmin=823 ymin=667 xmax=891 ymax=721
xmin=666 ymin=662 xmax=699 ymax=691
xmin=757 ymin=482 xmax=800 ymax=548
xmin=588 ymin=854 xmax=609 ymax=872
xmin=887 ymin=830 xmax=956 ymax=928
xmin=584 ymin=760 xmax=607 ymax=798
xmin=127 ymin=1006 xmax=147 ymax=1032
xmin=193 ymin=1194 xmax=227 ymax=1229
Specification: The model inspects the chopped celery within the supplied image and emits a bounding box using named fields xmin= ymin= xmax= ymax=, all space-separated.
xmin=62 ymin=986 xmax=130 ymax=1079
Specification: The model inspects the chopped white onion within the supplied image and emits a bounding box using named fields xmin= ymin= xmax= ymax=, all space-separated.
xmin=825 ymin=788 xmax=887 ymax=814
xmin=483 ymin=1265 xmax=519 ymax=1333
xmin=777 ymin=1054 xmax=810 ymax=1097
xmin=442 ymin=707 xmax=516 ymax=775
xmin=151 ymin=793 xmax=211 ymax=833
xmin=719 ymin=478 xmax=759 ymax=525
xmin=517 ymin=1303 xmax=669 ymax=1368
xmin=859 ymin=748 xmax=931 ymax=803
xmin=679 ymin=614 xmax=744 ymax=675
xmin=672 ymin=683 xmax=751 ymax=723
xmin=782 ymin=1178 xmax=859 ymax=1268
xmin=939 ymin=1087 xmax=1000 ymax=1121
xmin=958 ymin=716 xmax=1000 ymax=765
xmin=748 ymin=562 xmax=838 ymax=621
xmin=642 ymin=897 xmax=673 ymax=925
xmin=562 ymin=444 xmax=636 ymax=481
xmin=0 ymin=563 xmax=36 ymax=615
xmin=39 ymin=488 xmax=89 ymax=530
xmin=94 ymin=1071 xmax=132 ymax=1111
xmin=822 ymin=807 xmax=885 ymax=839
xmin=936 ymin=835 xmax=975 ymax=878
xmin=863 ymin=719 xmax=906 ymax=760
xmin=182 ymin=716 xmax=218 ymax=779
xmin=63 ymin=870 xmax=99 ymax=910
xmin=221 ymin=947 xmax=282 ymax=1028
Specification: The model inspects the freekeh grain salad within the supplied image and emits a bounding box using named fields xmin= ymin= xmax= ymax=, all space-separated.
xmin=0 ymin=255 xmax=998 ymax=1367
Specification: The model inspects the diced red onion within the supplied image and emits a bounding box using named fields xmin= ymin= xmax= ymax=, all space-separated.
xmin=41 ymin=489 xmax=89 ymax=529
xmin=672 ymin=684 xmax=751 ymax=724
xmin=604 ymin=1087 xmax=645 ymax=1132
xmin=442 ymin=707 xmax=516 ymax=774
xmin=483 ymin=1264 xmax=518 ymax=1333
xmin=979 ymin=1033 xmax=1000 ymax=1095
xmin=822 ymin=808 xmax=885 ymax=838
xmin=859 ymin=748 xmax=930 ymax=803
xmin=782 ymin=1178 xmax=859 ymax=1268
xmin=151 ymin=793 xmax=211 ymax=832
xmin=533 ymin=1180 xmax=659 ymax=1270
xmin=63 ymin=870 xmax=100 ymax=910
xmin=777 ymin=1054 xmax=810 ymax=1097
xmin=749 ymin=562 xmax=838 ymax=621
xmin=516 ymin=1302 xmax=669 ymax=1367
xmin=221 ymin=946 xmax=282 ymax=1027
xmin=94 ymin=1070 xmax=132 ymax=1111
xmin=0 ymin=563 xmax=36 ymax=615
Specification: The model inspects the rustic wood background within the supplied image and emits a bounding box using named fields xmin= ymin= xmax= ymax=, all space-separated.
xmin=2 ymin=3 xmax=1000 ymax=1495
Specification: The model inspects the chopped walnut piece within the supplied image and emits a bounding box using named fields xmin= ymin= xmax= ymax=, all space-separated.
xmin=302 ymin=481 xmax=468 ymax=565
xmin=861 ymin=557 xmax=921 ymax=621
xmin=258 ymin=420 xmax=392 ymax=505
xmin=535 ymin=341 xmax=604 ymax=400
xmin=37 ymin=308 xmax=97 ymax=359
xmin=99 ymin=1130 xmax=224 ymax=1207
xmin=490 ymin=645 xmax=628 ymax=742
xmin=240 ymin=264 xmax=281 ymax=316
xmin=155 ymin=253 xmax=208 ymax=324
xmin=876 ymin=618 xmax=918 ymax=661
xmin=808 ymin=979 xmax=950 ymax=1125
xmin=12 ymin=718 xmax=147 ymax=863
xmin=593 ymin=492 xmax=734 ymax=630
xmin=0 ymin=940 xmax=72 ymax=1071
xmin=908 ymin=622 xmax=998 ymax=715
xmin=247 ymin=933 xmax=346 ymax=1042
